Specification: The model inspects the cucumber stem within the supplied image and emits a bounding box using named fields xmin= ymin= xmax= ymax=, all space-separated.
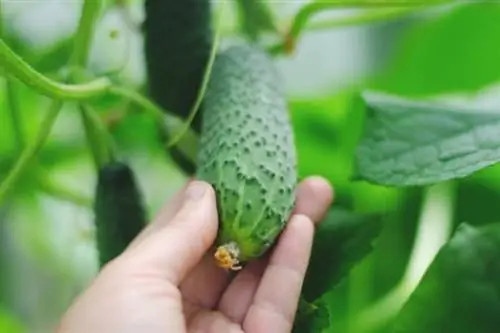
xmin=69 ymin=0 xmax=102 ymax=68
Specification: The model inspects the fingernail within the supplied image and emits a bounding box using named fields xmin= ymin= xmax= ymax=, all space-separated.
xmin=184 ymin=181 xmax=207 ymax=201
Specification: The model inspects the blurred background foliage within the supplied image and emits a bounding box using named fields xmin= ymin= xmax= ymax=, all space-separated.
xmin=1 ymin=1 xmax=500 ymax=332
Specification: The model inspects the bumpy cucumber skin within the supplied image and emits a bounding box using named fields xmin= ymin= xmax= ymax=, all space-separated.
xmin=143 ymin=0 xmax=212 ymax=133
xmin=94 ymin=162 xmax=147 ymax=267
xmin=196 ymin=43 xmax=297 ymax=262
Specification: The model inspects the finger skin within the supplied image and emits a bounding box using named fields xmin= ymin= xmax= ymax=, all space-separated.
xmin=293 ymin=176 xmax=333 ymax=224
xmin=180 ymin=253 xmax=231 ymax=312
xmin=121 ymin=181 xmax=218 ymax=285
xmin=56 ymin=255 xmax=188 ymax=333
xmin=216 ymin=258 xmax=268 ymax=323
xmin=217 ymin=176 xmax=333 ymax=323
xmin=243 ymin=214 xmax=315 ymax=333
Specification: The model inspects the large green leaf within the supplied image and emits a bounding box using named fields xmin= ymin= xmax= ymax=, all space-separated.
xmin=390 ymin=222 xmax=500 ymax=333
xmin=290 ymin=92 xmax=402 ymax=213
xmin=373 ymin=2 xmax=500 ymax=96
xmin=302 ymin=207 xmax=384 ymax=303
xmin=354 ymin=91 xmax=500 ymax=186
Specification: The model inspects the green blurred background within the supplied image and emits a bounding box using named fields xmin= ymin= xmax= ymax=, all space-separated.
xmin=1 ymin=1 xmax=500 ymax=332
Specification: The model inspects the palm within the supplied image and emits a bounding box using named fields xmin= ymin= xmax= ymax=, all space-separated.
xmin=180 ymin=249 xmax=298 ymax=333
xmin=181 ymin=258 xmax=257 ymax=332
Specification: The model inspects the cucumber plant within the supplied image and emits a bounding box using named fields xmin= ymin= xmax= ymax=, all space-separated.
xmin=1 ymin=0 xmax=500 ymax=333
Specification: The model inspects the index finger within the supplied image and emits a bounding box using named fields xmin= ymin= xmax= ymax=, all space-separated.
xmin=120 ymin=181 xmax=219 ymax=285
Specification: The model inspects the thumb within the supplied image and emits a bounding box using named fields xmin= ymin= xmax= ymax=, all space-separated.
xmin=124 ymin=181 xmax=219 ymax=285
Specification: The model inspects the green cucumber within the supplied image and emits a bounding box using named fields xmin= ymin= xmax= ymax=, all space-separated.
xmin=196 ymin=42 xmax=297 ymax=270
xmin=143 ymin=0 xmax=212 ymax=132
xmin=93 ymin=162 xmax=147 ymax=267
xmin=143 ymin=0 xmax=213 ymax=174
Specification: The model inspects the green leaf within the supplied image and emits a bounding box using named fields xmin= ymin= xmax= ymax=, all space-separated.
xmin=302 ymin=207 xmax=383 ymax=303
xmin=293 ymin=297 xmax=331 ymax=333
xmin=372 ymin=2 xmax=500 ymax=96
xmin=234 ymin=0 xmax=277 ymax=41
xmin=290 ymin=93 xmax=402 ymax=212
xmin=354 ymin=91 xmax=500 ymax=186
xmin=390 ymin=222 xmax=500 ymax=333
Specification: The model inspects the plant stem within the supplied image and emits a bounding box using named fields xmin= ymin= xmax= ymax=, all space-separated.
xmin=37 ymin=173 xmax=92 ymax=208
xmin=2 ymin=0 xmax=24 ymax=152
xmin=0 ymin=37 xmax=169 ymax=120
xmin=165 ymin=0 xmax=226 ymax=148
xmin=354 ymin=182 xmax=456 ymax=332
xmin=0 ymin=39 xmax=112 ymax=100
xmin=271 ymin=0 xmax=452 ymax=54
xmin=0 ymin=100 xmax=63 ymax=205
xmin=5 ymin=79 xmax=25 ymax=151
xmin=108 ymin=85 xmax=199 ymax=163
xmin=79 ymin=103 xmax=115 ymax=169
xmin=109 ymin=85 xmax=165 ymax=123
xmin=306 ymin=6 xmax=417 ymax=31
xmin=69 ymin=0 xmax=102 ymax=68
xmin=70 ymin=0 xmax=112 ymax=170
xmin=0 ymin=32 xmax=177 ymax=122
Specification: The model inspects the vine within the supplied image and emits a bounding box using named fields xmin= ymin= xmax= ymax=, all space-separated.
xmin=164 ymin=0 xmax=227 ymax=148
xmin=268 ymin=0 xmax=454 ymax=54
xmin=5 ymin=79 xmax=25 ymax=152
xmin=0 ymin=100 xmax=63 ymax=204
xmin=0 ymin=39 xmax=112 ymax=100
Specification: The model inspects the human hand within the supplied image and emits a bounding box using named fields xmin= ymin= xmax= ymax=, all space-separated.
xmin=56 ymin=177 xmax=333 ymax=333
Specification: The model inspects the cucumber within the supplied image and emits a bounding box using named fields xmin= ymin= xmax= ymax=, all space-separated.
xmin=93 ymin=162 xmax=147 ymax=267
xmin=143 ymin=0 xmax=213 ymax=175
xmin=143 ymin=0 xmax=212 ymax=133
xmin=196 ymin=42 xmax=297 ymax=270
